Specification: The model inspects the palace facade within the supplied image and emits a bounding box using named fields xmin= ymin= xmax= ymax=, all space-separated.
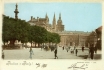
xmin=57 ymin=31 xmax=91 ymax=47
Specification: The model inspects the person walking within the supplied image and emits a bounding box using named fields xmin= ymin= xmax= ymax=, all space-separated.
xmin=66 ymin=47 xmax=69 ymax=52
xmin=65 ymin=46 xmax=69 ymax=52
xmin=63 ymin=46 xmax=64 ymax=50
xmin=68 ymin=46 xmax=70 ymax=50
xmin=74 ymin=46 xmax=76 ymax=50
xmin=2 ymin=50 xmax=4 ymax=59
xmin=29 ymin=47 xmax=34 ymax=59
xmin=89 ymin=44 xmax=95 ymax=60
xmin=54 ymin=48 xmax=58 ymax=59
xmin=75 ymin=49 xmax=78 ymax=56
xmin=70 ymin=49 xmax=74 ymax=54
xmin=82 ymin=46 xmax=84 ymax=52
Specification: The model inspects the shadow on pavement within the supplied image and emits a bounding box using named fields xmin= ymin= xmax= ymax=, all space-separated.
xmin=78 ymin=55 xmax=88 ymax=59
xmin=94 ymin=54 xmax=101 ymax=60
xmin=78 ymin=54 xmax=101 ymax=60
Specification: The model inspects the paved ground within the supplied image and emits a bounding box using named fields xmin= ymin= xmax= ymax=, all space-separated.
xmin=3 ymin=47 xmax=101 ymax=60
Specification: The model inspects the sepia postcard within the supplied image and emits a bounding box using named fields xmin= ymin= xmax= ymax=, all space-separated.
xmin=0 ymin=0 xmax=104 ymax=70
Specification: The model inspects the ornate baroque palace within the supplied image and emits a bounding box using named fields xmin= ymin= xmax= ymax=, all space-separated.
xmin=16 ymin=4 xmax=97 ymax=47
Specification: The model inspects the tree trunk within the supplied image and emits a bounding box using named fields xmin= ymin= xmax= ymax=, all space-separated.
xmin=49 ymin=42 xmax=50 ymax=46
xmin=3 ymin=42 xmax=5 ymax=46
xmin=31 ymin=41 xmax=32 ymax=47
xmin=35 ymin=42 xmax=36 ymax=47
xmin=10 ymin=40 xmax=15 ymax=48
xmin=38 ymin=43 xmax=40 ymax=48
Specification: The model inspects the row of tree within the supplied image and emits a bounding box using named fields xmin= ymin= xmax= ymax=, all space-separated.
xmin=2 ymin=15 xmax=60 ymax=48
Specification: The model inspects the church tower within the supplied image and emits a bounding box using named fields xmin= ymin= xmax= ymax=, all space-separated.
xmin=57 ymin=13 xmax=62 ymax=25
xmin=57 ymin=13 xmax=64 ymax=32
xmin=52 ymin=13 xmax=56 ymax=31
xmin=14 ymin=3 xmax=19 ymax=20
xmin=45 ymin=13 xmax=49 ymax=24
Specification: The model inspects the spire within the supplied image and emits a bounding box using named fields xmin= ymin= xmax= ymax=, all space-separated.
xmin=54 ymin=13 xmax=55 ymax=18
xmin=14 ymin=3 xmax=19 ymax=19
xmin=59 ymin=13 xmax=61 ymax=20
xmin=45 ymin=13 xmax=48 ymax=18
xmin=45 ymin=13 xmax=49 ymax=23
xmin=57 ymin=13 xmax=62 ymax=25
xmin=52 ymin=13 xmax=56 ymax=30
xmin=53 ymin=13 xmax=56 ymax=21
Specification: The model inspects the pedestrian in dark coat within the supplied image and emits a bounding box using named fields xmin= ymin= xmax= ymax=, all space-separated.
xmin=82 ymin=46 xmax=84 ymax=52
xmin=89 ymin=44 xmax=95 ymax=60
xmin=54 ymin=48 xmax=58 ymax=59
xmin=2 ymin=50 xmax=4 ymax=59
xmin=63 ymin=46 xmax=64 ymax=50
xmin=75 ymin=49 xmax=78 ymax=56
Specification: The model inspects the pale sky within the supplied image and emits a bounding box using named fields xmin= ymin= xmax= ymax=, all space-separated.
xmin=4 ymin=3 xmax=102 ymax=32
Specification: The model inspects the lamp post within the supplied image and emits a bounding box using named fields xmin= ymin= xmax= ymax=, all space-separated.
xmin=93 ymin=32 xmax=97 ymax=47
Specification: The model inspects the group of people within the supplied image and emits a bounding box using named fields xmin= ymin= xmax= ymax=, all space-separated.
xmin=70 ymin=48 xmax=78 ymax=56
xmin=29 ymin=47 xmax=58 ymax=59
xmin=82 ymin=44 xmax=97 ymax=60
xmin=53 ymin=44 xmax=96 ymax=59
xmin=89 ymin=44 xmax=96 ymax=60
xmin=27 ymin=44 xmax=98 ymax=60
xmin=62 ymin=44 xmax=97 ymax=60
xmin=1 ymin=43 xmax=97 ymax=60
xmin=62 ymin=46 xmax=78 ymax=56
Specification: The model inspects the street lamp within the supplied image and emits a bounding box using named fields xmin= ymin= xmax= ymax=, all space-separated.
xmin=93 ymin=32 xmax=97 ymax=47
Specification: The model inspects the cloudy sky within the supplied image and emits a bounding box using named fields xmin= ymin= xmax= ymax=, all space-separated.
xmin=4 ymin=3 xmax=102 ymax=32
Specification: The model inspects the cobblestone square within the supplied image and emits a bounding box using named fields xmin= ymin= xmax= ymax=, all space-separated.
xmin=3 ymin=47 xmax=101 ymax=60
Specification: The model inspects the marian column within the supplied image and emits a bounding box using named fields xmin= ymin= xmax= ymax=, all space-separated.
xmin=14 ymin=3 xmax=19 ymax=20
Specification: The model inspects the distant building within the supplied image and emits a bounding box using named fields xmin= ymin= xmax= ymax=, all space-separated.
xmin=28 ymin=13 xmax=64 ymax=32
xmin=15 ymin=4 xmax=98 ymax=47
xmin=86 ymin=31 xmax=97 ymax=47
xmin=57 ymin=31 xmax=91 ymax=47
xmin=96 ymin=26 xmax=102 ymax=41
xmin=95 ymin=26 xmax=102 ymax=49
xmin=27 ymin=13 xmax=94 ymax=47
